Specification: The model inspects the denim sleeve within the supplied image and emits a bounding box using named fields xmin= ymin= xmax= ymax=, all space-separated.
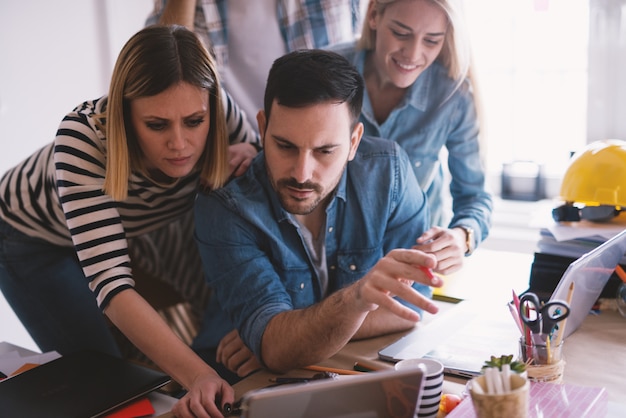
xmin=194 ymin=191 xmax=294 ymax=359
xmin=445 ymin=83 xmax=493 ymax=245
xmin=380 ymin=142 xmax=430 ymax=255
xmin=380 ymin=143 xmax=433 ymax=313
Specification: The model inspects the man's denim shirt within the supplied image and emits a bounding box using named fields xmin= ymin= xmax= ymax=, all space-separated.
xmin=330 ymin=42 xmax=493 ymax=247
xmin=193 ymin=136 xmax=431 ymax=358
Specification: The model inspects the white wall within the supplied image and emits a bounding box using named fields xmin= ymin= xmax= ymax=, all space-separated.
xmin=0 ymin=0 xmax=153 ymax=351
xmin=0 ymin=0 xmax=153 ymax=174
xmin=587 ymin=0 xmax=626 ymax=142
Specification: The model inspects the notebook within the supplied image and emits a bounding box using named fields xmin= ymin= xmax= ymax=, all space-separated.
xmin=378 ymin=300 xmax=519 ymax=379
xmin=240 ymin=367 xmax=426 ymax=418
xmin=0 ymin=349 xmax=171 ymax=418
xmin=378 ymin=228 xmax=626 ymax=377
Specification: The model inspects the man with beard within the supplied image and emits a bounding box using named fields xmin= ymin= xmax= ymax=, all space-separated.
xmin=193 ymin=49 xmax=441 ymax=381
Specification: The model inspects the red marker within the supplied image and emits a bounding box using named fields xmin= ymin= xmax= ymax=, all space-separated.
xmin=420 ymin=266 xmax=434 ymax=280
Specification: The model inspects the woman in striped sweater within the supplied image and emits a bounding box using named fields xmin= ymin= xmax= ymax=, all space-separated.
xmin=0 ymin=25 xmax=257 ymax=416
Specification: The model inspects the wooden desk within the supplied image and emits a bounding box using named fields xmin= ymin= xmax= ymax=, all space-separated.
xmin=233 ymin=249 xmax=626 ymax=407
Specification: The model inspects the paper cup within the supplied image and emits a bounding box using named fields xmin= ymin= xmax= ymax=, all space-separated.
xmin=469 ymin=373 xmax=529 ymax=418
xmin=395 ymin=358 xmax=444 ymax=418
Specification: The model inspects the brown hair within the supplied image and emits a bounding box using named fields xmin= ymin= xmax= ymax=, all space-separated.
xmin=103 ymin=25 xmax=229 ymax=200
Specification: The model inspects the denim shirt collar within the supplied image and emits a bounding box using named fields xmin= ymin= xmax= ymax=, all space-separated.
xmin=353 ymin=49 xmax=436 ymax=114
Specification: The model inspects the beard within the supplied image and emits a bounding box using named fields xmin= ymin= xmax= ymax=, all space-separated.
xmin=274 ymin=178 xmax=325 ymax=215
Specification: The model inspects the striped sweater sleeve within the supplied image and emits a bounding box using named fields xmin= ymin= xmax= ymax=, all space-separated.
xmin=221 ymin=88 xmax=261 ymax=147
xmin=54 ymin=100 xmax=135 ymax=309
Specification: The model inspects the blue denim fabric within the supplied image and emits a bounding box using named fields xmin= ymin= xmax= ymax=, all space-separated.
xmin=0 ymin=218 xmax=120 ymax=356
xmin=193 ymin=136 xmax=432 ymax=357
xmin=330 ymin=43 xmax=493 ymax=247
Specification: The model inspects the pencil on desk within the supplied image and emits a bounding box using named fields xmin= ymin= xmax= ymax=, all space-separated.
xmin=353 ymin=359 xmax=389 ymax=372
xmin=304 ymin=365 xmax=365 ymax=375
xmin=553 ymin=282 xmax=575 ymax=347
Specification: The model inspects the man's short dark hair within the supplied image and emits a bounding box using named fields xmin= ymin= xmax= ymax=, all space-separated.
xmin=263 ymin=49 xmax=364 ymax=130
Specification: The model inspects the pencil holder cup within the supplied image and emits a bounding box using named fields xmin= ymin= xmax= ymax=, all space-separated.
xmin=519 ymin=338 xmax=565 ymax=383
xmin=395 ymin=358 xmax=444 ymax=418
xmin=469 ymin=374 xmax=529 ymax=418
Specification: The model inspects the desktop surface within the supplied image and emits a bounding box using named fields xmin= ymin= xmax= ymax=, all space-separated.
xmin=232 ymin=249 xmax=626 ymax=405
xmin=146 ymin=248 xmax=626 ymax=417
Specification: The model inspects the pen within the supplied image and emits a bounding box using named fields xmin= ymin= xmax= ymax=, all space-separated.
xmin=353 ymin=360 xmax=386 ymax=372
xmin=304 ymin=365 xmax=365 ymax=375
xmin=268 ymin=371 xmax=337 ymax=385
xmin=523 ymin=301 xmax=533 ymax=361
xmin=552 ymin=282 xmax=575 ymax=347
xmin=420 ymin=266 xmax=434 ymax=280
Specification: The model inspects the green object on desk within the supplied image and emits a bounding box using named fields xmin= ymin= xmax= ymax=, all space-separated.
xmin=482 ymin=354 xmax=526 ymax=374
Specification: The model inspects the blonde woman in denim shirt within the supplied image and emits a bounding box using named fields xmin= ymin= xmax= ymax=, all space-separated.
xmin=331 ymin=0 xmax=492 ymax=274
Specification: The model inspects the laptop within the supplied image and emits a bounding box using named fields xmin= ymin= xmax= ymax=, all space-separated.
xmin=378 ymin=228 xmax=626 ymax=378
xmin=240 ymin=367 xmax=425 ymax=418
xmin=549 ymin=227 xmax=626 ymax=339
xmin=0 ymin=349 xmax=171 ymax=418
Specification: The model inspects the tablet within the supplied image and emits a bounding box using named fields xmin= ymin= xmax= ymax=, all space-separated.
xmin=0 ymin=349 xmax=171 ymax=418
xmin=240 ymin=367 xmax=425 ymax=418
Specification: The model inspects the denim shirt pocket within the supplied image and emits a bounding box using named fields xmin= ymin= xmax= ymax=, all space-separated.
xmin=274 ymin=262 xmax=318 ymax=308
xmin=335 ymin=246 xmax=382 ymax=287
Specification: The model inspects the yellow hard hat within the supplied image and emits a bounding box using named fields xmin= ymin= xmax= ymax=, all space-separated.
xmin=553 ymin=139 xmax=626 ymax=222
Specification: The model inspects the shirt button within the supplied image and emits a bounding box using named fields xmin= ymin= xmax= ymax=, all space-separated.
xmin=349 ymin=264 xmax=356 ymax=271
xmin=330 ymin=265 xmax=336 ymax=270
xmin=300 ymin=283 xmax=305 ymax=289
xmin=414 ymin=161 xmax=422 ymax=168
xmin=328 ymin=226 xmax=334 ymax=233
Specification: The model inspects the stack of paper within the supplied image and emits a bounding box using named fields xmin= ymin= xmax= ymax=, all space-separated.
xmin=537 ymin=216 xmax=626 ymax=263
xmin=0 ymin=346 xmax=61 ymax=379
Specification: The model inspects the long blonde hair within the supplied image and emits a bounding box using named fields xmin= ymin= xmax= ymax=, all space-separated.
xmin=358 ymin=0 xmax=486 ymax=153
xmin=103 ymin=25 xmax=230 ymax=201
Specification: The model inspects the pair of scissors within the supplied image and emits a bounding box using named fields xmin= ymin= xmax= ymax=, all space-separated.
xmin=519 ymin=292 xmax=570 ymax=343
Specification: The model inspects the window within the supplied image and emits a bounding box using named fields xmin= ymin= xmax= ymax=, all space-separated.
xmin=464 ymin=0 xmax=589 ymax=194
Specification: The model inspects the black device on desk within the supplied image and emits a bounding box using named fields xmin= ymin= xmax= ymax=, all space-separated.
xmin=0 ymin=349 xmax=170 ymax=418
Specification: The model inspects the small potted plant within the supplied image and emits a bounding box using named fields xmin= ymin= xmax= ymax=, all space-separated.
xmin=482 ymin=354 xmax=527 ymax=375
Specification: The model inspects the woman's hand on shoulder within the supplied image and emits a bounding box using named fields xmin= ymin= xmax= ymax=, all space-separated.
xmin=171 ymin=369 xmax=234 ymax=418
xmin=228 ymin=143 xmax=258 ymax=178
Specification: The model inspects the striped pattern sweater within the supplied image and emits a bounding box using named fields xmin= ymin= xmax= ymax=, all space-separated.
xmin=0 ymin=92 xmax=258 ymax=309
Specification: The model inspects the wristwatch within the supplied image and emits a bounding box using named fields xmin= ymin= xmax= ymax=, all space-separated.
xmin=460 ymin=226 xmax=475 ymax=256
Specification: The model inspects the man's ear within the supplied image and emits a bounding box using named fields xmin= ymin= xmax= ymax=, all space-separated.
xmin=348 ymin=122 xmax=364 ymax=161
xmin=256 ymin=110 xmax=267 ymax=147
